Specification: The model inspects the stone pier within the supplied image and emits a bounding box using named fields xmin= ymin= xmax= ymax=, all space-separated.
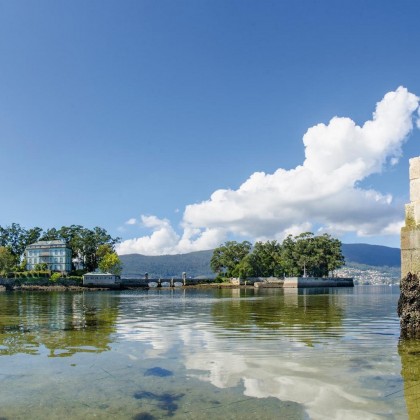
xmin=401 ymin=156 xmax=420 ymax=278
xmin=399 ymin=156 xmax=420 ymax=337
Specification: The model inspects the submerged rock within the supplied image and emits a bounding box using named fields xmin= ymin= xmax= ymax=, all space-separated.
xmin=398 ymin=273 xmax=420 ymax=337
xmin=133 ymin=391 xmax=184 ymax=416
xmin=144 ymin=367 xmax=173 ymax=377
xmin=132 ymin=413 xmax=156 ymax=420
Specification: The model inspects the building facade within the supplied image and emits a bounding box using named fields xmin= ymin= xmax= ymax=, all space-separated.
xmin=25 ymin=240 xmax=72 ymax=272
xmin=83 ymin=272 xmax=120 ymax=286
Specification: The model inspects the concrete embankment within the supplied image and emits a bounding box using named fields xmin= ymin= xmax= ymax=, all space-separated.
xmin=232 ymin=276 xmax=353 ymax=288
xmin=253 ymin=279 xmax=284 ymax=288
xmin=0 ymin=276 xmax=353 ymax=291
xmin=283 ymin=277 xmax=354 ymax=288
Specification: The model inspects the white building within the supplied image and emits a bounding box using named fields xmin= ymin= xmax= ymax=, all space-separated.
xmin=83 ymin=272 xmax=120 ymax=286
xmin=25 ymin=240 xmax=72 ymax=272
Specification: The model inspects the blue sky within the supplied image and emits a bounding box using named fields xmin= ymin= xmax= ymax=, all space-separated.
xmin=1 ymin=0 xmax=420 ymax=253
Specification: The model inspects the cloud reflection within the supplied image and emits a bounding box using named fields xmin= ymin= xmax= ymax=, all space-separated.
xmin=117 ymin=289 xmax=400 ymax=419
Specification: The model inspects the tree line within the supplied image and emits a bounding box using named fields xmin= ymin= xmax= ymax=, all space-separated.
xmin=210 ymin=232 xmax=345 ymax=279
xmin=0 ymin=223 xmax=122 ymax=275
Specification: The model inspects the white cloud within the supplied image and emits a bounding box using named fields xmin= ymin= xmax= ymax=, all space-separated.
xmin=125 ymin=218 xmax=138 ymax=225
xmin=117 ymin=215 xmax=181 ymax=255
xmin=117 ymin=87 xmax=419 ymax=255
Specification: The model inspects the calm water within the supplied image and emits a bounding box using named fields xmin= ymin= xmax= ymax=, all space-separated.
xmin=0 ymin=286 xmax=417 ymax=419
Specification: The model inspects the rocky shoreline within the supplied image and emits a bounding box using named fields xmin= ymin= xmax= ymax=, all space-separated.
xmin=398 ymin=273 xmax=420 ymax=338
xmin=0 ymin=278 xmax=110 ymax=292
xmin=14 ymin=285 xmax=108 ymax=291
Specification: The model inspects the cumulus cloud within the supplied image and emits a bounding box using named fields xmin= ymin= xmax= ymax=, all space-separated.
xmin=125 ymin=218 xmax=138 ymax=225
xmin=117 ymin=215 xmax=181 ymax=255
xmin=117 ymin=87 xmax=419 ymax=255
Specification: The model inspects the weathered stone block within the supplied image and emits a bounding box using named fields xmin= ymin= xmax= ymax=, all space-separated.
xmin=405 ymin=203 xmax=415 ymax=226
xmin=402 ymin=249 xmax=420 ymax=278
xmin=410 ymin=251 xmax=420 ymax=277
xmin=414 ymin=201 xmax=420 ymax=224
xmin=401 ymin=229 xmax=410 ymax=250
xmin=401 ymin=250 xmax=411 ymax=279
xmin=406 ymin=229 xmax=420 ymax=248
xmin=405 ymin=202 xmax=414 ymax=216
xmin=409 ymin=156 xmax=420 ymax=180
xmin=413 ymin=230 xmax=420 ymax=249
xmin=410 ymin=179 xmax=420 ymax=202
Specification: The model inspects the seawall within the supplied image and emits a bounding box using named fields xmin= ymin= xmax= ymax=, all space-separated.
xmin=283 ymin=277 xmax=354 ymax=288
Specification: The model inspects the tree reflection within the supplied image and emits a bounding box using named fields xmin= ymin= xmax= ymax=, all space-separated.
xmin=0 ymin=292 xmax=119 ymax=357
xmin=398 ymin=339 xmax=420 ymax=419
xmin=211 ymin=288 xmax=344 ymax=345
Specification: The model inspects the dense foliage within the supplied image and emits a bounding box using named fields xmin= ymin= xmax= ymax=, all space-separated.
xmin=210 ymin=241 xmax=252 ymax=277
xmin=98 ymin=245 xmax=122 ymax=275
xmin=210 ymin=233 xmax=345 ymax=279
xmin=0 ymin=223 xmax=120 ymax=274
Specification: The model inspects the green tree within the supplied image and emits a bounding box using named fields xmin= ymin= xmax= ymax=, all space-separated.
xmin=280 ymin=235 xmax=300 ymax=277
xmin=210 ymin=241 xmax=252 ymax=277
xmin=0 ymin=246 xmax=16 ymax=274
xmin=247 ymin=240 xmax=283 ymax=277
xmin=17 ymin=258 xmax=28 ymax=272
xmin=80 ymin=227 xmax=120 ymax=272
xmin=232 ymin=254 xmax=254 ymax=278
xmin=0 ymin=223 xmax=41 ymax=260
xmin=98 ymin=252 xmax=122 ymax=275
xmin=281 ymin=232 xmax=345 ymax=277
xmin=56 ymin=225 xmax=84 ymax=266
xmin=311 ymin=234 xmax=345 ymax=276
xmin=97 ymin=244 xmax=114 ymax=260
xmin=293 ymin=232 xmax=316 ymax=276
xmin=22 ymin=227 xmax=43 ymax=249
xmin=40 ymin=227 xmax=59 ymax=241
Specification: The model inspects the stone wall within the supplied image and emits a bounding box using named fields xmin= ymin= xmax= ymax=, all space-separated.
xmin=283 ymin=277 xmax=354 ymax=288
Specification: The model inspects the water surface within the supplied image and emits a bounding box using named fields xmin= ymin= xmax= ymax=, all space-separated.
xmin=0 ymin=286 xmax=415 ymax=419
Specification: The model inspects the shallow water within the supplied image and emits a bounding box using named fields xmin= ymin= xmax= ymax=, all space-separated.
xmin=0 ymin=286 xmax=415 ymax=419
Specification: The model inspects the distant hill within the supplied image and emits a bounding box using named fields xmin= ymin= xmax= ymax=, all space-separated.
xmin=120 ymin=243 xmax=401 ymax=278
xmin=120 ymin=250 xmax=214 ymax=278
xmin=341 ymin=243 xmax=400 ymax=267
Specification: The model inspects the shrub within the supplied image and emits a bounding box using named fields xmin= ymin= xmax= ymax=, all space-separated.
xmin=69 ymin=269 xmax=87 ymax=277
xmin=66 ymin=276 xmax=83 ymax=282
xmin=50 ymin=272 xmax=61 ymax=282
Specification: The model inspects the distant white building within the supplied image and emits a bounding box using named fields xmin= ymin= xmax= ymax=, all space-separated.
xmin=25 ymin=240 xmax=72 ymax=272
xmin=83 ymin=272 xmax=120 ymax=286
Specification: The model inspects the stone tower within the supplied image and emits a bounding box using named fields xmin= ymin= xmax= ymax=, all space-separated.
xmin=401 ymin=156 xmax=420 ymax=278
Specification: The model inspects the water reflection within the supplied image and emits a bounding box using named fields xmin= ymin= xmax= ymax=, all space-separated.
xmin=180 ymin=288 xmax=397 ymax=418
xmin=0 ymin=287 xmax=408 ymax=419
xmin=0 ymin=292 xmax=119 ymax=356
xmin=399 ymin=339 xmax=420 ymax=419
xmin=212 ymin=288 xmax=344 ymax=346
